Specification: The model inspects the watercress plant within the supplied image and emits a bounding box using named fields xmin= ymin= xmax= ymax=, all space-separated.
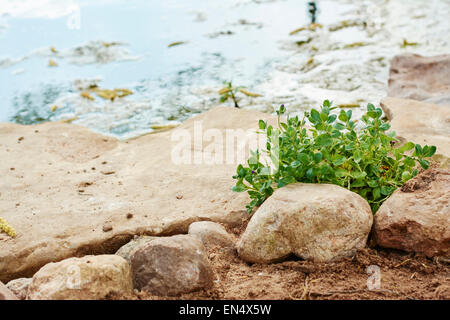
xmin=232 ymin=101 xmax=436 ymax=214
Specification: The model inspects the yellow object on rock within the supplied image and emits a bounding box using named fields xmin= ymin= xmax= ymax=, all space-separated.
xmin=0 ymin=217 xmax=16 ymax=237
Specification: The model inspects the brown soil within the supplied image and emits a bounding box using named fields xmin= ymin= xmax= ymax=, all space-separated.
xmin=401 ymin=167 xmax=444 ymax=193
xmin=112 ymin=220 xmax=450 ymax=300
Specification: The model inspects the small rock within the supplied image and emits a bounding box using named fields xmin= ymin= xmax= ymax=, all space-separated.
xmin=115 ymin=236 xmax=157 ymax=263
xmin=26 ymin=255 xmax=133 ymax=300
xmin=373 ymin=168 xmax=450 ymax=257
xmin=102 ymin=222 xmax=113 ymax=232
xmin=130 ymin=234 xmax=214 ymax=296
xmin=0 ymin=281 xmax=18 ymax=300
xmin=212 ymin=209 xmax=248 ymax=228
xmin=100 ymin=170 xmax=115 ymax=175
xmin=237 ymin=183 xmax=373 ymax=263
xmin=188 ymin=221 xmax=234 ymax=249
xmin=6 ymin=278 xmax=31 ymax=300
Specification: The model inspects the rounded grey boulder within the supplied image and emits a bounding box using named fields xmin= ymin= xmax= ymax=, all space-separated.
xmin=237 ymin=183 xmax=373 ymax=263
xmin=130 ymin=234 xmax=214 ymax=296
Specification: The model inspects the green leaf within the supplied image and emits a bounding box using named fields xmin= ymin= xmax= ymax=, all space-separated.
xmin=367 ymin=111 xmax=377 ymax=119
xmin=333 ymin=156 xmax=346 ymax=166
xmin=373 ymin=187 xmax=381 ymax=200
xmin=397 ymin=142 xmax=415 ymax=153
xmin=414 ymin=144 xmax=423 ymax=156
xmin=346 ymin=110 xmax=352 ymax=120
xmin=313 ymin=152 xmax=322 ymax=163
xmin=353 ymin=150 xmax=362 ymax=163
xmin=351 ymin=180 xmax=366 ymax=187
xmin=316 ymin=134 xmax=333 ymax=147
xmin=298 ymin=153 xmax=310 ymax=164
xmin=335 ymin=168 xmax=349 ymax=177
xmin=258 ymin=120 xmax=266 ymax=130
xmin=290 ymin=160 xmax=301 ymax=168
xmin=327 ymin=114 xmax=337 ymax=123
xmin=380 ymin=186 xmax=392 ymax=196
xmin=232 ymin=184 xmax=247 ymax=192
xmin=310 ymin=109 xmax=321 ymax=123
xmin=351 ymin=171 xmax=367 ymax=179
xmin=367 ymin=180 xmax=378 ymax=188
xmin=306 ymin=167 xmax=314 ymax=179
xmin=338 ymin=110 xmax=348 ymax=122
xmin=401 ymin=171 xmax=411 ymax=182
xmin=418 ymin=159 xmax=429 ymax=169
xmin=424 ymin=145 xmax=436 ymax=157
xmin=404 ymin=157 xmax=415 ymax=167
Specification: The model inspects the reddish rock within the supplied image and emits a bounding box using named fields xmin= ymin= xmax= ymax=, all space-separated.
xmin=374 ymin=169 xmax=450 ymax=257
xmin=130 ymin=234 xmax=214 ymax=296
xmin=115 ymin=236 xmax=157 ymax=263
xmin=388 ymin=54 xmax=450 ymax=105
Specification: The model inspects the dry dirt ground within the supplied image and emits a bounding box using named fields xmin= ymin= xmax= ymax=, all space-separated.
xmin=113 ymin=220 xmax=450 ymax=301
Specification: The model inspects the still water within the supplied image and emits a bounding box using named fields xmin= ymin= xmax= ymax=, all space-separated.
xmin=1 ymin=0 xmax=449 ymax=139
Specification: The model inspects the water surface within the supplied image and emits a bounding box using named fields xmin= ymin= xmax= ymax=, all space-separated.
xmin=1 ymin=0 xmax=449 ymax=139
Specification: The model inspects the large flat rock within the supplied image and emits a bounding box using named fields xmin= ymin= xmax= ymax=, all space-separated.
xmin=388 ymin=54 xmax=450 ymax=106
xmin=380 ymin=97 xmax=450 ymax=158
xmin=0 ymin=106 xmax=276 ymax=282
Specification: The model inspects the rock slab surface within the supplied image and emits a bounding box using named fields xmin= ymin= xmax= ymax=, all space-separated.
xmin=0 ymin=107 xmax=277 ymax=282
xmin=381 ymin=97 xmax=450 ymax=159
xmin=388 ymin=54 xmax=450 ymax=105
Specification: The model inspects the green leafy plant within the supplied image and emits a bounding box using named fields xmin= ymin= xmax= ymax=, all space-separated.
xmin=218 ymin=81 xmax=261 ymax=108
xmin=232 ymin=101 xmax=436 ymax=214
